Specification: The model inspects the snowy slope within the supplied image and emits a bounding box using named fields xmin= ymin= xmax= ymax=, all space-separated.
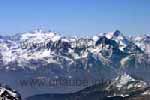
xmin=0 ymin=30 xmax=149 ymax=98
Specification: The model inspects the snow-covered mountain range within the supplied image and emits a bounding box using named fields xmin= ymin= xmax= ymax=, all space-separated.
xmin=0 ymin=30 xmax=150 ymax=99
xmin=0 ymin=30 xmax=149 ymax=69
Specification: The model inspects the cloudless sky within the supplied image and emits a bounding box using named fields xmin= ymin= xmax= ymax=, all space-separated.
xmin=0 ymin=0 xmax=150 ymax=36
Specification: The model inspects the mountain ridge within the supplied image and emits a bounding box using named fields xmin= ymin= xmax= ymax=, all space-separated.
xmin=0 ymin=30 xmax=150 ymax=99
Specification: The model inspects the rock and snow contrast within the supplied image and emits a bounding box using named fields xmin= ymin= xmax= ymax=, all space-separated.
xmin=0 ymin=30 xmax=148 ymax=70
xmin=26 ymin=73 xmax=150 ymax=100
xmin=0 ymin=30 xmax=150 ymax=99
xmin=0 ymin=84 xmax=21 ymax=100
xmin=106 ymin=73 xmax=148 ymax=97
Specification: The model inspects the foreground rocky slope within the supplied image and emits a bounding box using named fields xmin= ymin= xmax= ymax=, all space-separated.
xmin=0 ymin=84 xmax=21 ymax=100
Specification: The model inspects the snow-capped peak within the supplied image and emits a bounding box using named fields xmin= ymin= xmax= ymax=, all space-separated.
xmin=0 ymin=30 xmax=148 ymax=72
xmin=93 ymin=35 xmax=99 ymax=42
xmin=115 ymin=73 xmax=135 ymax=88
xmin=105 ymin=32 xmax=114 ymax=39
xmin=104 ymin=30 xmax=122 ymax=39
xmin=21 ymin=30 xmax=59 ymax=41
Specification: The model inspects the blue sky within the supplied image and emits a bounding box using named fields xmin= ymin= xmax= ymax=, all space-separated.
xmin=0 ymin=0 xmax=150 ymax=36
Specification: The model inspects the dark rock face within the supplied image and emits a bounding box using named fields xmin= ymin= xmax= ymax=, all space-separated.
xmin=0 ymin=84 xmax=21 ymax=100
